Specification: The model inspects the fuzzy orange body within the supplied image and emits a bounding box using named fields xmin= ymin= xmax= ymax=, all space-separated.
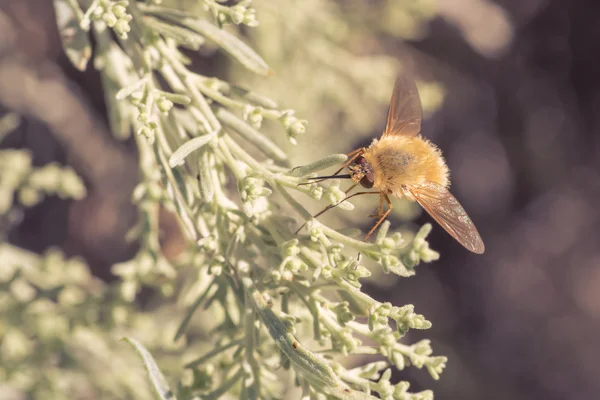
xmin=301 ymin=75 xmax=485 ymax=253
xmin=361 ymin=135 xmax=449 ymax=197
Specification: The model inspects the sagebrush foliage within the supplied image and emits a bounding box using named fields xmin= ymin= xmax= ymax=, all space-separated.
xmin=1 ymin=1 xmax=447 ymax=399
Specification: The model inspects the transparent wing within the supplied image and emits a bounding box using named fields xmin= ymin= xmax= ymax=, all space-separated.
xmin=382 ymin=75 xmax=423 ymax=138
xmin=407 ymin=182 xmax=485 ymax=254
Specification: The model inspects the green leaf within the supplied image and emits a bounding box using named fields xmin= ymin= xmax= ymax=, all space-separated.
xmin=100 ymin=73 xmax=133 ymax=139
xmin=217 ymin=108 xmax=287 ymax=163
xmin=160 ymin=16 xmax=274 ymax=76
xmin=242 ymin=277 xmax=340 ymax=390
xmin=121 ymin=337 xmax=176 ymax=400
xmin=169 ymin=131 xmax=218 ymax=168
xmin=53 ymin=0 xmax=91 ymax=71
xmin=138 ymin=3 xmax=193 ymax=20
xmin=288 ymin=154 xmax=348 ymax=177
xmin=198 ymin=151 xmax=215 ymax=202
xmin=143 ymin=16 xmax=205 ymax=50
xmin=173 ymin=279 xmax=215 ymax=341
xmin=229 ymin=85 xmax=278 ymax=109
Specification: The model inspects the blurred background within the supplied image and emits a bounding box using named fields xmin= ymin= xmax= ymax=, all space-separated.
xmin=1 ymin=1 xmax=599 ymax=399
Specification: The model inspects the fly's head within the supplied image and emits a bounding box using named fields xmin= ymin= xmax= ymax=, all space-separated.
xmin=349 ymin=155 xmax=374 ymax=189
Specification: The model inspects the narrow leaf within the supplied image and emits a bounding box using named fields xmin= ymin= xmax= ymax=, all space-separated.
xmin=242 ymin=277 xmax=340 ymax=389
xmin=289 ymin=154 xmax=348 ymax=177
xmin=101 ymin=73 xmax=132 ymax=139
xmin=230 ymin=86 xmax=278 ymax=109
xmin=138 ymin=3 xmax=193 ymax=19
xmin=116 ymin=77 xmax=149 ymax=100
xmin=185 ymin=338 xmax=242 ymax=368
xmin=143 ymin=16 xmax=205 ymax=50
xmin=53 ymin=0 xmax=91 ymax=71
xmin=121 ymin=337 xmax=176 ymax=400
xmin=169 ymin=131 xmax=217 ymax=168
xmin=173 ymin=279 xmax=214 ymax=341
xmin=217 ymin=108 xmax=287 ymax=163
xmin=198 ymin=151 xmax=215 ymax=202
xmin=160 ymin=16 xmax=274 ymax=76
xmin=155 ymin=91 xmax=191 ymax=105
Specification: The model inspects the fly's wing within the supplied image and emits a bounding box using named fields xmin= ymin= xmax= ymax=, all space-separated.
xmin=407 ymin=182 xmax=485 ymax=254
xmin=382 ymin=75 xmax=423 ymax=138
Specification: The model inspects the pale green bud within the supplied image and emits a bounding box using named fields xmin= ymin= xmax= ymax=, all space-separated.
xmin=18 ymin=187 xmax=42 ymax=207
xmin=157 ymin=97 xmax=174 ymax=115
xmin=102 ymin=12 xmax=117 ymax=27
xmin=230 ymin=5 xmax=245 ymax=25
xmin=115 ymin=18 xmax=131 ymax=39
xmin=112 ymin=4 xmax=127 ymax=18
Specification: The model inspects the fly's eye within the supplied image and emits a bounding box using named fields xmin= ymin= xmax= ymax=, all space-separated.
xmin=360 ymin=172 xmax=374 ymax=189
xmin=355 ymin=155 xmax=366 ymax=166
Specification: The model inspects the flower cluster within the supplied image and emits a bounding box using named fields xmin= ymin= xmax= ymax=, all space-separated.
xmin=0 ymin=119 xmax=86 ymax=214
xmin=204 ymin=0 xmax=259 ymax=28
xmin=81 ymin=0 xmax=133 ymax=39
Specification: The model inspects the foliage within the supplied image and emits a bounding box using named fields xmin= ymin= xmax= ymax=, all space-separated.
xmin=0 ymin=114 xmax=86 ymax=216
xmin=2 ymin=1 xmax=448 ymax=399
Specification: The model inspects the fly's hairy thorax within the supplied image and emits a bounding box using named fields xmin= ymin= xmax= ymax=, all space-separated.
xmin=362 ymin=135 xmax=449 ymax=196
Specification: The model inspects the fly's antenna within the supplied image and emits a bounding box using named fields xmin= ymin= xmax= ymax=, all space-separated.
xmin=297 ymin=174 xmax=352 ymax=186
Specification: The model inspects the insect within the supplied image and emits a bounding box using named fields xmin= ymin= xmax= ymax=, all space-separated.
xmin=300 ymin=75 xmax=485 ymax=254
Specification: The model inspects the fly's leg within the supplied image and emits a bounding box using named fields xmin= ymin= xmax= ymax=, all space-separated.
xmin=365 ymin=194 xmax=392 ymax=240
xmin=294 ymin=190 xmax=379 ymax=234
xmin=368 ymin=194 xmax=385 ymax=219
